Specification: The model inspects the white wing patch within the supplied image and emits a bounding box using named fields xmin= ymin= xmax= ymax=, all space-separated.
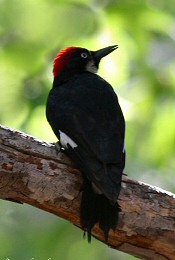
xmin=59 ymin=130 xmax=77 ymax=149
xmin=123 ymin=142 xmax=126 ymax=153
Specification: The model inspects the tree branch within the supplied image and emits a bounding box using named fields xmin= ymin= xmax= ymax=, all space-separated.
xmin=0 ymin=124 xmax=175 ymax=259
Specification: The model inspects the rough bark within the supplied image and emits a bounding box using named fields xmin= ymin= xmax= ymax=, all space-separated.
xmin=0 ymin=124 xmax=175 ymax=259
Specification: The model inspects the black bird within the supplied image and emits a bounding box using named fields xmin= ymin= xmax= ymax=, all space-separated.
xmin=46 ymin=45 xmax=125 ymax=242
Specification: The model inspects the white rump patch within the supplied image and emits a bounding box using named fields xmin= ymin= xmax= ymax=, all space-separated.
xmin=86 ymin=60 xmax=98 ymax=74
xmin=59 ymin=130 xmax=77 ymax=149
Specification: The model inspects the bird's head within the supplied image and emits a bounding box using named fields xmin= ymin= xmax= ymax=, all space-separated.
xmin=53 ymin=45 xmax=118 ymax=79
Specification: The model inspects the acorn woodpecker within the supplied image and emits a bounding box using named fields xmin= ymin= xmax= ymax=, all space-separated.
xmin=46 ymin=45 xmax=125 ymax=242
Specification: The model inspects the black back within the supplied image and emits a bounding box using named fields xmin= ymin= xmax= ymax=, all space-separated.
xmin=46 ymin=72 xmax=125 ymax=204
xmin=46 ymin=72 xmax=125 ymax=240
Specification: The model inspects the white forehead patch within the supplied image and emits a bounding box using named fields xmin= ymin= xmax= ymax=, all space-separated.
xmin=86 ymin=60 xmax=98 ymax=74
xmin=59 ymin=130 xmax=77 ymax=149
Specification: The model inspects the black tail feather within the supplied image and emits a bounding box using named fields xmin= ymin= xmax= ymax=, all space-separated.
xmin=80 ymin=180 xmax=99 ymax=242
xmin=98 ymin=195 xmax=121 ymax=242
xmin=80 ymin=179 xmax=121 ymax=242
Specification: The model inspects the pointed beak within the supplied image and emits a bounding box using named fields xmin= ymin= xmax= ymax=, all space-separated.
xmin=93 ymin=45 xmax=118 ymax=63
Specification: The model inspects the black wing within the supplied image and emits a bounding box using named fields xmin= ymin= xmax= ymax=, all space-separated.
xmin=46 ymin=72 xmax=125 ymax=203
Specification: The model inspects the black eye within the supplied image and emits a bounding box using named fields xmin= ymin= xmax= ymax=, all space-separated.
xmin=81 ymin=52 xmax=88 ymax=59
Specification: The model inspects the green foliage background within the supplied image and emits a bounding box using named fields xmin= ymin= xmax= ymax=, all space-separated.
xmin=0 ymin=0 xmax=175 ymax=259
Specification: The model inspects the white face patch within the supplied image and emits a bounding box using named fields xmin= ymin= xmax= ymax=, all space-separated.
xmin=86 ymin=60 xmax=98 ymax=74
xmin=59 ymin=130 xmax=78 ymax=149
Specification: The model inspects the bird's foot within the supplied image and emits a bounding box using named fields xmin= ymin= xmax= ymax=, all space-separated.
xmin=50 ymin=141 xmax=62 ymax=154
